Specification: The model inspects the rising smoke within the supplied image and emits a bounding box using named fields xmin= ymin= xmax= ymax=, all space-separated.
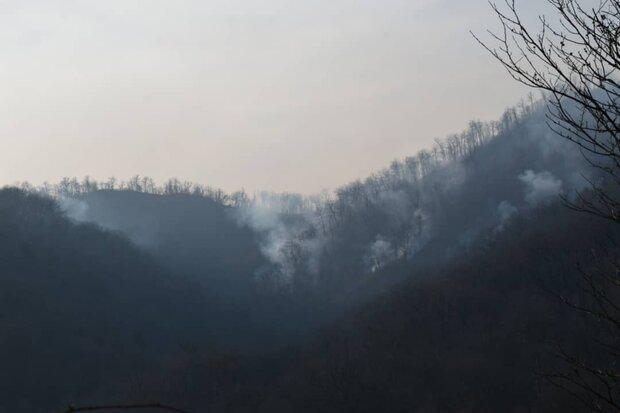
xmin=519 ymin=170 xmax=563 ymax=205
xmin=40 ymin=101 xmax=598 ymax=287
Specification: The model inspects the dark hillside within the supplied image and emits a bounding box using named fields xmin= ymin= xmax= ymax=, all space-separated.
xmin=142 ymin=201 xmax=619 ymax=412
xmin=0 ymin=189 xmax=211 ymax=411
xmin=3 ymin=102 xmax=614 ymax=412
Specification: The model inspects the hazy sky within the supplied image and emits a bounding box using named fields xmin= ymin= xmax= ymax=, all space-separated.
xmin=0 ymin=0 xmax=542 ymax=193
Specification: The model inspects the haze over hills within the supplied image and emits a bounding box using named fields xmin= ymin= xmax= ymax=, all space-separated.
xmin=5 ymin=0 xmax=620 ymax=411
xmin=1 ymin=100 xmax=617 ymax=411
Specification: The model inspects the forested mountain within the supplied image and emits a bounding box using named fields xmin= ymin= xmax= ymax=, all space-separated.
xmin=38 ymin=100 xmax=591 ymax=297
xmin=2 ymin=100 xmax=616 ymax=411
xmin=141 ymin=201 xmax=617 ymax=412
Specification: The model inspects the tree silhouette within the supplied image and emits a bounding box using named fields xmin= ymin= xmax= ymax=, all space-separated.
xmin=476 ymin=1 xmax=620 ymax=410
xmin=474 ymin=0 xmax=620 ymax=222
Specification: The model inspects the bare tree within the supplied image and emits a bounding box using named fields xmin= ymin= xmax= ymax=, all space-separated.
xmin=542 ymin=245 xmax=620 ymax=412
xmin=475 ymin=1 xmax=620 ymax=410
xmin=474 ymin=0 xmax=620 ymax=222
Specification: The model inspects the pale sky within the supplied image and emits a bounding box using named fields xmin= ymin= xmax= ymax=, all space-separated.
xmin=0 ymin=0 xmax=542 ymax=194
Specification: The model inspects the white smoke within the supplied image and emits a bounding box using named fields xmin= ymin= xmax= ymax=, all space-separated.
xmin=234 ymin=195 xmax=291 ymax=270
xmin=519 ymin=170 xmax=563 ymax=205
xmin=362 ymin=208 xmax=432 ymax=273
xmin=365 ymin=236 xmax=396 ymax=273
xmin=497 ymin=201 xmax=517 ymax=222
xmin=58 ymin=197 xmax=89 ymax=222
xmin=495 ymin=200 xmax=518 ymax=232
xmin=232 ymin=192 xmax=327 ymax=283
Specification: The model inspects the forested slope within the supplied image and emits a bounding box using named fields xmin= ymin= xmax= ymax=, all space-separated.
xmin=0 ymin=189 xmax=219 ymax=411
xmin=2 ymin=101 xmax=614 ymax=411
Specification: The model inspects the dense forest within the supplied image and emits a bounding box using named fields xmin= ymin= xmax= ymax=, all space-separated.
xmin=2 ymin=96 xmax=619 ymax=411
